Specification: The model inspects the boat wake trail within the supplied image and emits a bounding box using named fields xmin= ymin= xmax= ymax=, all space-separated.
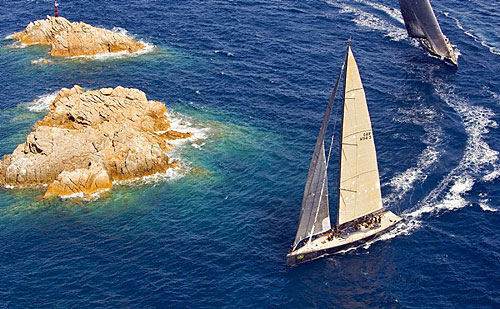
xmin=340 ymin=81 xmax=500 ymax=253
xmin=384 ymin=105 xmax=443 ymax=205
xmin=444 ymin=12 xmax=500 ymax=56
xmin=386 ymin=80 xmax=499 ymax=239
xmin=327 ymin=0 xmax=408 ymax=42
xmin=353 ymin=0 xmax=405 ymax=25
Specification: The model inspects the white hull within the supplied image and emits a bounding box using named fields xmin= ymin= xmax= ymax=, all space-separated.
xmin=287 ymin=211 xmax=402 ymax=266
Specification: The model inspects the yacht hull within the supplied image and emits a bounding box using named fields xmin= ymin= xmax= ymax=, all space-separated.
xmin=421 ymin=38 xmax=458 ymax=67
xmin=287 ymin=211 xmax=402 ymax=267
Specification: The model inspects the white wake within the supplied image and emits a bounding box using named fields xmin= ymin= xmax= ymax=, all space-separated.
xmin=385 ymin=105 xmax=443 ymax=205
xmin=444 ymin=12 xmax=500 ymax=56
xmin=322 ymin=0 xmax=500 ymax=251
xmin=327 ymin=0 xmax=407 ymax=42
xmin=331 ymin=79 xmax=499 ymax=252
xmin=353 ymin=0 xmax=405 ymax=25
xmin=383 ymin=80 xmax=500 ymax=241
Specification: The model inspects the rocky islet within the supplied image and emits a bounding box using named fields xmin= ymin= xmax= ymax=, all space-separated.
xmin=0 ymin=86 xmax=192 ymax=198
xmin=11 ymin=16 xmax=145 ymax=57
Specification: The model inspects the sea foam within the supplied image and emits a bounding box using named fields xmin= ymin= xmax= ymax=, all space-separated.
xmin=389 ymin=81 xmax=499 ymax=240
xmin=444 ymin=12 xmax=500 ymax=56
xmin=118 ymin=109 xmax=211 ymax=187
xmin=69 ymin=41 xmax=155 ymax=61
xmin=67 ymin=26 xmax=155 ymax=60
xmin=353 ymin=0 xmax=405 ymax=25
xmin=26 ymin=91 xmax=58 ymax=112
xmin=328 ymin=0 xmax=407 ymax=42
xmin=163 ymin=109 xmax=211 ymax=149
xmin=5 ymin=41 xmax=29 ymax=49
xmin=59 ymin=189 xmax=110 ymax=201
xmin=115 ymin=167 xmax=185 ymax=187
xmin=385 ymin=106 xmax=443 ymax=205
xmin=214 ymin=50 xmax=235 ymax=57
xmin=345 ymin=80 xmax=500 ymax=250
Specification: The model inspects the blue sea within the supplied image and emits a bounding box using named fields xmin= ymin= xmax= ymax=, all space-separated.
xmin=0 ymin=0 xmax=499 ymax=307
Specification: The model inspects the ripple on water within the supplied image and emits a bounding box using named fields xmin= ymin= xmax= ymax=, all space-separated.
xmin=1 ymin=0 xmax=500 ymax=307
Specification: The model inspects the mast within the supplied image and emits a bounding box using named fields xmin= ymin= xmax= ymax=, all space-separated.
xmin=292 ymin=45 xmax=348 ymax=250
xmin=336 ymin=41 xmax=350 ymax=227
xmin=336 ymin=44 xmax=383 ymax=227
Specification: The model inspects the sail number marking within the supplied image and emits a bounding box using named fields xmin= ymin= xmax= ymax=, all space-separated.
xmin=359 ymin=131 xmax=372 ymax=141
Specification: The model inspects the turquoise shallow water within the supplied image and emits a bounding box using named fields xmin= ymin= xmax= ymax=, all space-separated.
xmin=0 ymin=0 xmax=500 ymax=308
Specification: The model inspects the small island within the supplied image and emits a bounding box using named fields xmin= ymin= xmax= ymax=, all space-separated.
xmin=0 ymin=86 xmax=192 ymax=198
xmin=11 ymin=16 xmax=145 ymax=57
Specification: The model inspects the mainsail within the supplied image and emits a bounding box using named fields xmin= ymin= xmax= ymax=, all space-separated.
xmin=293 ymin=57 xmax=346 ymax=248
xmin=398 ymin=0 xmax=453 ymax=60
xmin=337 ymin=47 xmax=382 ymax=226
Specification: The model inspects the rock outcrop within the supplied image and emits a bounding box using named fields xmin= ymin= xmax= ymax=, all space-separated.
xmin=0 ymin=86 xmax=192 ymax=198
xmin=12 ymin=16 xmax=144 ymax=57
xmin=44 ymin=167 xmax=112 ymax=198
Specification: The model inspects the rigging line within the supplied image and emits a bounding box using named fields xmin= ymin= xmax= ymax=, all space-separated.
xmin=336 ymin=42 xmax=351 ymax=227
xmin=307 ymin=133 xmax=335 ymax=248
xmin=294 ymin=43 xmax=348 ymax=250
xmin=304 ymin=58 xmax=348 ymax=248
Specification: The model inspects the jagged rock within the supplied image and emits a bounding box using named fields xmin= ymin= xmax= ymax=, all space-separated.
xmin=44 ymin=167 xmax=112 ymax=198
xmin=0 ymin=86 xmax=192 ymax=198
xmin=11 ymin=16 xmax=144 ymax=57
xmin=163 ymin=130 xmax=193 ymax=140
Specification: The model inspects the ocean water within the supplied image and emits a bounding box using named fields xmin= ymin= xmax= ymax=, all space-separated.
xmin=0 ymin=0 xmax=499 ymax=307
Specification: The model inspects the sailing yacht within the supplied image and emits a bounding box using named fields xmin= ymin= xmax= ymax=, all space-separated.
xmin=287 ymin=42 xmax=402 ymax=267
xmin=398 ymin=0 xmax=458 ymax=66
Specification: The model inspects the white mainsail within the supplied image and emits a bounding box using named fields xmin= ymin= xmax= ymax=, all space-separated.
xmin=337 ymin=47 xmax=383 ymax=226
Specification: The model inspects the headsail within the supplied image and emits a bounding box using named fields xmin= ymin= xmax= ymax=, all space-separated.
xmin=293 ymin=143 xmax=331 ymax=247
xmin=337 ymin=47 xmax=382 ymax=227
xmin=398 ymin=0 xmax=454 ymax=61
xmin=293 ymin=56 xmax=347 ymax=248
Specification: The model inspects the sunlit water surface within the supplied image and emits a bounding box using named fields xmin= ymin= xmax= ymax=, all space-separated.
xmin=0 ymin=0 xmax=499 ymax=307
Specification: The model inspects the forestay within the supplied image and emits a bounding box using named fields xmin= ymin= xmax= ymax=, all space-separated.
xmin=337 ymin=47 xmax=382 ymax=226
xmin=398 ymin=0 xmax=453 ymax=59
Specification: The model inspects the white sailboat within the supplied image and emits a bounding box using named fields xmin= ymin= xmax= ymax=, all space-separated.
xmin=287 ymin=42 xmax=402 ymax=266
